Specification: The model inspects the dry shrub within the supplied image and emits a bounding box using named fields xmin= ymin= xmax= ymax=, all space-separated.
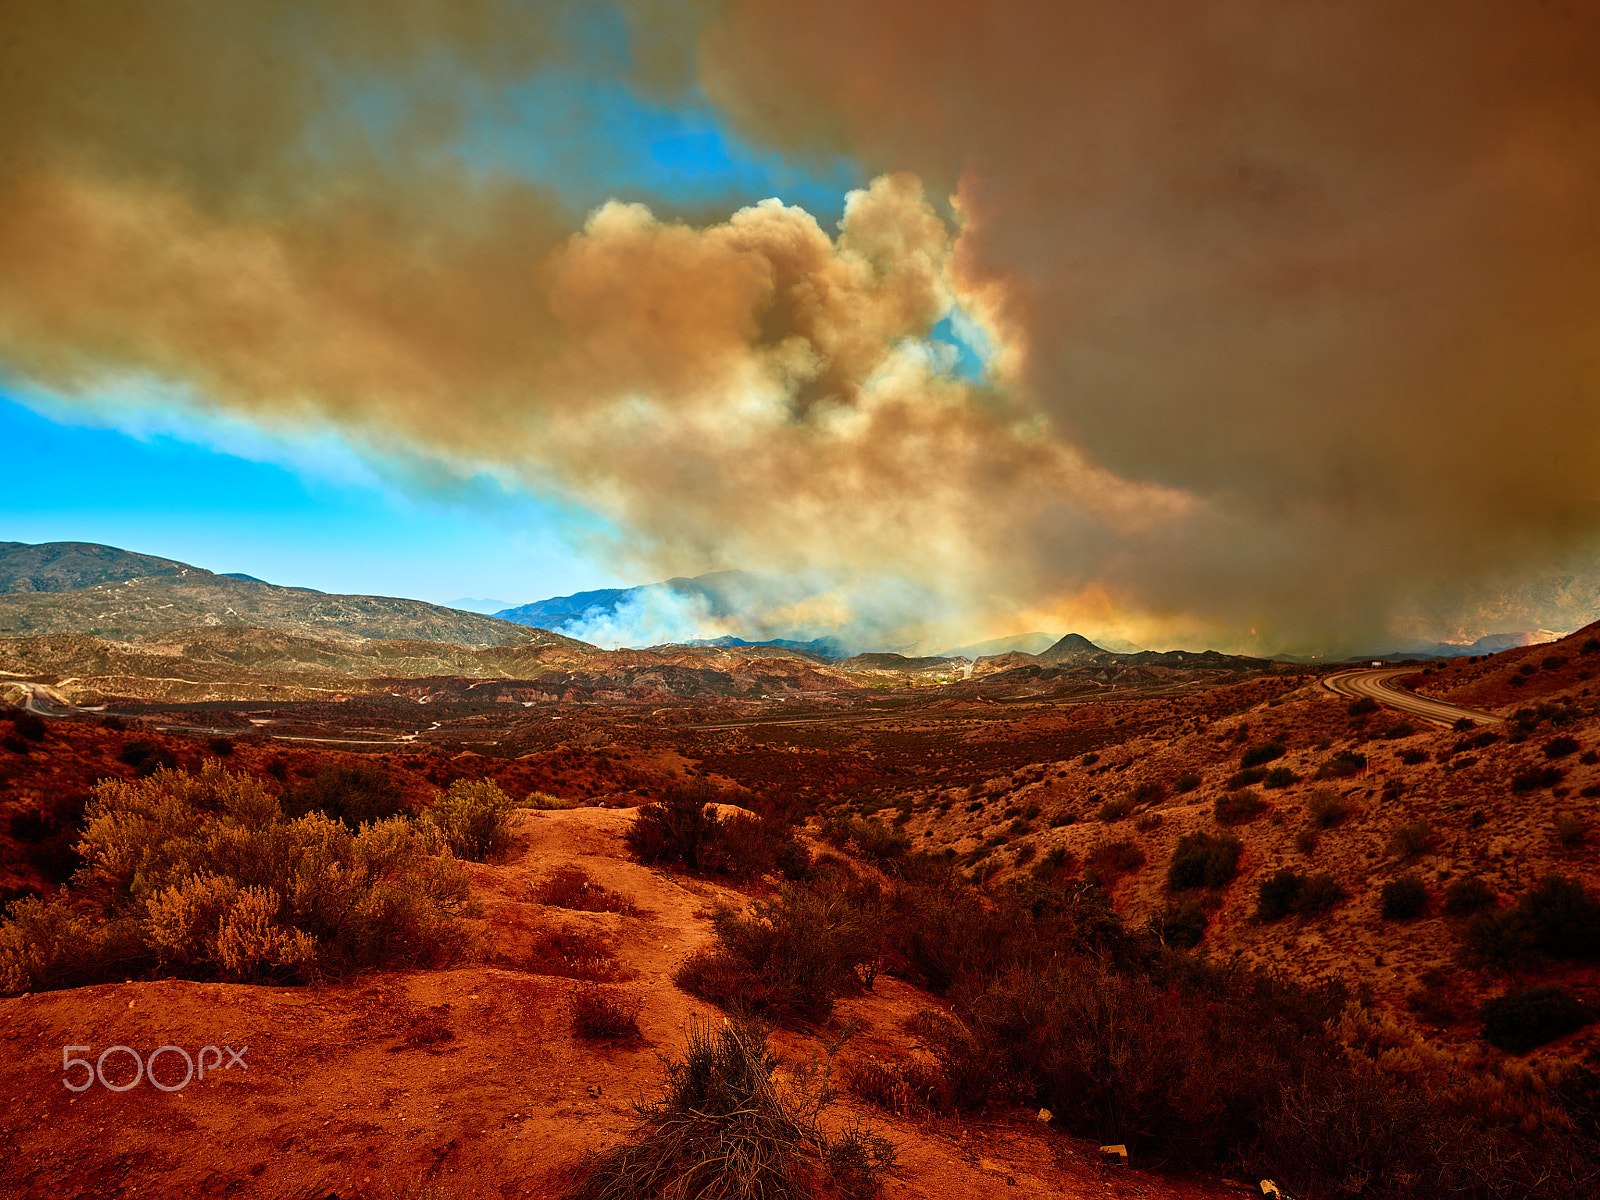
xmin=423 ymin=778 xmax=516 ymax=861
xmin=1387 ymin=819 xmax=1439 ymax=860
xmin=525 ymin=928 xmax=631 ymax=983
xmin=537 ymin=867 xmax=639 ymax=916
xmin=571 ymin=983 xmax=643 ymax=1041
xmin=629 ymin=784 xmax=808 ymax=882
xmin=674 ymin=888 xmax=881 ymax=1025
xmin=525 ymin=790 xmax=576 ymax=809
xmin=283 ymin=763 xmax=407 ymax=828
xmin=1083 ymin=839 xmax=1145 ymax=888
xmin=1306 ymin=786 xmax=1354 ymax=828
xmin=1 ymin=763 xmax=474 ymax=992
xmin=394 ymin=1005 xmax=456 ymax=1052
xmin=847 ymin=1055 xmax=953 ymax=1117
xmin=1214 ymin=788 xmax=1267 ymax=825
xmin=1166 ymin=831 xmax=1243 ymax=891
xmin=561 ymin=1017 xmax=895 ymax=1200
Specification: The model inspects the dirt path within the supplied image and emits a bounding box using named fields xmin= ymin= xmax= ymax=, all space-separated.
xmin=0 ymin=809 xmax=1244 ymax=1200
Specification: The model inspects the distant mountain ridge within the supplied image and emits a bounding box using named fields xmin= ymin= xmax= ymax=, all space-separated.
xmin=0 ymin=541 xmax=575 ymax=649
xmin=0 ymin=541 xmax=191 ymax=594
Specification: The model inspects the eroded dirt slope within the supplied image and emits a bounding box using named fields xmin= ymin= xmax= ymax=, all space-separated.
xmin=0 ymin=808 xmax=1236 ymax=1200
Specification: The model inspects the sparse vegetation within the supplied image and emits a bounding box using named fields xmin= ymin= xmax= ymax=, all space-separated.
xmin=1555 ymin=811 xmax=1588 ymax=847
xmin=283 ymin=762 xmax=409 ymax=828
xmin=561 ymin=1017 xmax=896 ymax=1200
xmin=1480 ymin=985 xmax=1594 ymax=1055
xmin=1467 ymin=874 xmax=1600 ymax=967
xmin=1096 ymin=796 xmax=1136 ymax=822
xmin=116 ymin=737 xmax=177 ymax=776
xmin=537 ymin=867 xmax=640 ymax=915
xmin=1544 ymin=735 xmax=1581 ymax=759
xmin=1317 ymin=749 xmax=1367 ymax=779
xmin=1380 ymin=874 xmax=1429 ymax=920
xmin=1214 ymin=788 xmax=1267 ymax=825
xmin=570 ymin=983 xmax=643 ymax=1041
xmin=1258 ymin=869 xmax=1347 ymax=921
xmin=1511 ymin=765 xmax=1566 ymax=792
xmin=1443 ymin=876 xmax=1497 ymax=918
xmin=1305 ymin=787 xmax=1353 ymax=828
xmin=1240 ymin=741 xmax=1286 ymax=768
xmin=1148 ymin=899 xmax=1208 ymax=948
xmin=1387 ymin=819 xmax=1438 ymax=860
xmin=1083 ymin=839 xmax=1145 ymax=888
xmin=1166 ymin=831 xmax=1243 ymax=891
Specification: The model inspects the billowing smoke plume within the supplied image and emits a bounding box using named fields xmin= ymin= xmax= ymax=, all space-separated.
xmin=4 ymin=2 xmax=1600 ymax=651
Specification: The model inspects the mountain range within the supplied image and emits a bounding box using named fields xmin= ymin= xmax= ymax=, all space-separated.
xmin=0 ymin=541 xmax=1287 ymax=706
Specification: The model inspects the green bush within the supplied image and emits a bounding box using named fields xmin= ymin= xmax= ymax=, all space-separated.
xmin=1347 ymin=696 xmax=1379 ymax=716
xmin=1381 ymin=875 xmax=1429 ymax=920
xmin=423 ymin=778 xmax=515 ymax=861
xmin=1167 ymin=832 xmax=1243 ymax=891
xmin=1174 ymin=772 xmax=1201 ymax=793
xmin=0 ymin=764 xmax=473 ymax=992
xmin=562 ymin=1017 xmax=895 ymax=1200
xmin=1481 ymin=985 xmax=1594 ymax=1054
xmin=1264 ymin=766 xmax=1298 ymax=789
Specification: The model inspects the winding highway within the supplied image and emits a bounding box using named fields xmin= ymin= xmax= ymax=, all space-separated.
xmin=1322 ymin=667 xmax=1502 ymax=728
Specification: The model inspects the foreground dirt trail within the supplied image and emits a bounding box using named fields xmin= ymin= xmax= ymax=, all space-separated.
xmin=0 ymin=809 xmax=1239 ymax=1200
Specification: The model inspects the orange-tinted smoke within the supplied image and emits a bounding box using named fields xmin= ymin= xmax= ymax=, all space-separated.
xmin=699 ymin=0 xmax=1600 ymax=642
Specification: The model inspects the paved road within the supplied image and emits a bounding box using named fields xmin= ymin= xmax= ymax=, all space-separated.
xmin=2 ymin=679 xmax=79 ymax=717
xmin=1322 ymin=667 xmax=1502 ymax=727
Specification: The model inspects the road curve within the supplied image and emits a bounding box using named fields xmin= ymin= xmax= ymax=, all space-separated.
xmin=1322 ymin=667 xmax=1502 ymax=727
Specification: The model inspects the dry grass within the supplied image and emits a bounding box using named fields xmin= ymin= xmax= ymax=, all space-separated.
xmin=536 ymin=867 xmax=640 ymax=916
xmin=570 ymin=983 xmax=643 ymax=1042
xmin=561 ymin=1017 xmax=895 ymax=1200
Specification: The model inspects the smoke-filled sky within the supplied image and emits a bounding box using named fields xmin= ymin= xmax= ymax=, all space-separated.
xmin=5 ymin=0 xmax=1600 ymax=654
